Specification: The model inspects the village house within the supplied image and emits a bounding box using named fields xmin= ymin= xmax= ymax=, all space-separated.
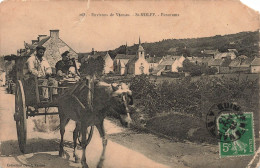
xmin=229 ymin=56 xmax=252 ymax=73
xmin=208 ymin=59 xmax=224 ymax=73
xmin=146 ymin=56 xmax=162 ymax=72
xmin=250 ymin=57 xmax=260 ymax=73
xmin=114 ymin=54 xmax=136 ymax=75
xmin=186 ymin=56 xmax=214 ymax=67
xmin=214 ymin=51 xmax=236 ymax=60
xmin=151 ymin=55 xmax=185 ymax=76
xmin=79 ymin=49 xmax=114 ymax=74
xmin=20 ymin=30 xmax=78 ymax=68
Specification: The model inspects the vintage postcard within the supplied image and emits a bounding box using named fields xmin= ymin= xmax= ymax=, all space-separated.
xmin=0 ymin=0 xmax=259 ymax=168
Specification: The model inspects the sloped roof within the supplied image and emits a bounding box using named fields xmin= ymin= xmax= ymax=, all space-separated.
xmin=208 ymin=59 xmax=224 ymax=66
xmin=229 ymin=58 xmax=253 ymax=67
xmin=201 ymin=57 xmax=214 ymax=63
xmin=186 ymin=57 xmax=213 ymax=64
xmin=228 ymin=49 xmax=238 ymax=53
xmin=103 ymin=52 xmax=112 ymax=60
xmin=146 ymin=57 xmax=162 ymax=63
xmin=229 ymin=59 xmax=241 ymax=67
xmin=240 ymin=59 xmax=252 ymax=67
xmin=115 ymin=54 xmax=136 ymax=60
xmin=221 ymin=58 xmax=232 ymax=67
xmin=159 ymin=55 xmax=184 ymax=65
xmin=26 ymin=37 xmax=51 ymax=56
xmin=237 ymin=55 xmax=248 ymax=59
xmin=215 ymin=52 xmax=236 ymax=59
xmin=79 ymin=52 xmax=111 ymax=63
xmin=151 ymin=65 xmax=166 ymax=74
xmin=251 ymin=57 xmax=260 ymax=66
xmin=127 ymin=56 xmax=139 ymax=66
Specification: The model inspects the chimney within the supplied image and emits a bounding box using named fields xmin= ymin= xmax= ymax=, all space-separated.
xmin=38 ymin=35 xmax=47 ymax=41
xmin=50 ymin=30 xmax=59 ymax=38
xmin=92 ymin=48 xmax=96 ymax=55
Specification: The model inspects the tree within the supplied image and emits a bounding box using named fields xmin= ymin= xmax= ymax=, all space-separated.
xmin=79 ymin=56 xmax=105 ymax=77
xmin=204 ymin=67 xmax=218 ymax=75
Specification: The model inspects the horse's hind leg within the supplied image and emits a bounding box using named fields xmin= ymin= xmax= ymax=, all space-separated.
xmin=81 ymin=123 xmax=89 ymax=168
xmin=96 ymin=120 xmax=107 ymax=168
xmin=59 ymin=115 xmax=68 ymax=158
xmin=73 ymin=122 xmax=80 ymax=163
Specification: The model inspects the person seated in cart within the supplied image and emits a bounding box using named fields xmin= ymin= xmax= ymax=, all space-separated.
xmin=55 ymin=51 xmax=80 ymax=80
xmin=24 ymin=45 xmax=58 ymax=101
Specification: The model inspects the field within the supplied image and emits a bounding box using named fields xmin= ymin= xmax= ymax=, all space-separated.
xmin=103 ymin=73 xmax=260 ymax=144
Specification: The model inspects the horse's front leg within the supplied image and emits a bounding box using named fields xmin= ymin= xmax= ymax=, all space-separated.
xmin=73 ymin=122 xmax=80 ymax=163
xmin=81 ymin=123 xmax=89 ymax=168
xmin=59 ymin=115 xmax=68 ymax=158
xmin=96 ymin=120 xmax=107 ymax=168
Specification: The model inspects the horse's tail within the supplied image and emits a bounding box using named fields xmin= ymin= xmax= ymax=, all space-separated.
xmin=54 ymin=118 xmax=70 ymax=132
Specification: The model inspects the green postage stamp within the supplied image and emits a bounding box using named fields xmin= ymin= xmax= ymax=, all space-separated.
xmin=217 ymin=112 xmax=255 ymax=157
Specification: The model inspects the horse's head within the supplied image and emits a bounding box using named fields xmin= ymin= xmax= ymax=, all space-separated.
xmin=109 ymin=82 xmax=134 ymax=127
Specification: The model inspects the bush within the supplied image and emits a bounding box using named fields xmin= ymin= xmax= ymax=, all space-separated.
xmin=130 ymin=75 xmax=259 ymax=119
xmin=79 ymin=56 xmax=105 ymax=77
xmin=130 ymin=75 xmax=164 ymax=116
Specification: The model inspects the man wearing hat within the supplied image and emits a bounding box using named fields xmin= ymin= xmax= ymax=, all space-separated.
xmin=25 ymin=45 xmax=58 ymax=101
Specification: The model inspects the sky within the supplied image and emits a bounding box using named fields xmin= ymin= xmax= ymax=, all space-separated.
xmin=0 ymin=0 xmax=259 ymax=56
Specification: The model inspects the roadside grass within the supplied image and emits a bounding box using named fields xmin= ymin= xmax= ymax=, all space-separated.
xmin=145 ymin=113 xmax=218 ymax=144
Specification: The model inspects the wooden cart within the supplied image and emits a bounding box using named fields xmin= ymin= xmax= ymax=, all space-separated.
xmin=8 ymin=55 xmax=94 ymax=153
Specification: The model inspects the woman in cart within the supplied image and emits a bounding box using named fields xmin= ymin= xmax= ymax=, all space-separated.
xmin=55 ymin=51 xmax=80 ymax=80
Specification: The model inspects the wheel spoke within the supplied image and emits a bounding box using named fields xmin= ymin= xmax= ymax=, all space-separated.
xmin=15 ymin=80 xmax=27 ymax=153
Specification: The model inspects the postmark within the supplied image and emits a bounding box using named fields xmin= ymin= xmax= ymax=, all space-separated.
xmin=217 ymin=112 xmax=255 ymax=157
xmin=206 ymin=102 xmax=245 ymax=142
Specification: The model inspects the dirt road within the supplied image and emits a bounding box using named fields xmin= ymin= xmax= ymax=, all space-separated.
xmin=0 ymin=86 xmax=259 ymax=168
xmin=0 ymin=87 xmax=170 ymax=168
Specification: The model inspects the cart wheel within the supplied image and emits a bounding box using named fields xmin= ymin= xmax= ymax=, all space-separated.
xmin=15 ymin=80 xmax=27 ymax=153
xmin=77 ymin=126 xmax=94 ymax=146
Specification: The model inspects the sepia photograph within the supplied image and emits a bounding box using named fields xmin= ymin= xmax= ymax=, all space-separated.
xmin=0 ymin=0 xmax=259 ymax=167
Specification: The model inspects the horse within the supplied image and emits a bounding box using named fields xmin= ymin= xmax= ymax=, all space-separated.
xmin=56 ymin=78 xmax=134 ymax=168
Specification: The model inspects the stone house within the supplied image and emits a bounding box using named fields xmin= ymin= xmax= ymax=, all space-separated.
xmin=208 ymin=59 xmax=224 ymax=73
xmin=229 ymin=57 xmax=252 ymax=73
xmin=151 ymin=55 xmax=185 ymax=76
xmin=219 ymin=58 xmax=232 ymax=74
xmin=22 ymin=30 xmax=78 ymax=68
xmin=146 ymin=56 xmax=162 ymax=72
xmin=114 ymin=54 xmax=135 ymax=75
xmin=250 ymin=57 xmax=260 ymax=73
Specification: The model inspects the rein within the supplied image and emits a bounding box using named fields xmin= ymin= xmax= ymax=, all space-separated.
xmin=58 ymin=79 xmax=94 ymax=113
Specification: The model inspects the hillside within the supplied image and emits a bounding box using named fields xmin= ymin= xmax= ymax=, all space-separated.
xmin=106 ymin=31 xmax=259 ymax=59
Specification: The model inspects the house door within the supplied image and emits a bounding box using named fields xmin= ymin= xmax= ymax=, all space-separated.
xmin=139 ymin=65 xmax=144 ymax=74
